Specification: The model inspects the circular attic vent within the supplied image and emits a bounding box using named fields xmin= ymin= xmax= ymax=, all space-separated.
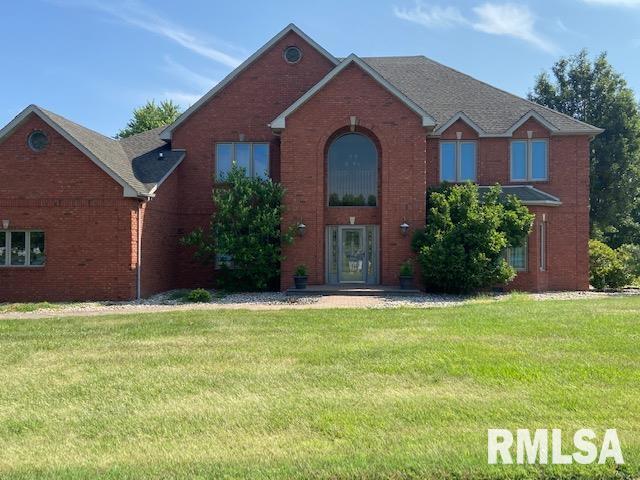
xmin=284 ymin=46 xmax=302 ymax=64
xmin=28 ymin=130 xmax=49 ymax=152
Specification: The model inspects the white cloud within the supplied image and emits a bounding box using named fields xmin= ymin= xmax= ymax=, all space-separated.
xmin=394 ymin=1 xmax=558 ymax=53
xmin=472 ymin=3 xmax=558 ymax=53
xmin=393 ymin=3 xmax=468 ymax=28
xmin=162 ymin=56 xmax=218 ymax=90
xmin=49 ymin=0 xmax=242 ymax=68
xmin=581 ymin=0 xmax=640 ymax=7
xmin=160 ymin=91 xmax=202 ymax=107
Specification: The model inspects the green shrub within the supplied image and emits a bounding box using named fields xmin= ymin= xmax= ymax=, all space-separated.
xmin=182 ymin=165 xmax=294 ymax=292
xmin=412 ymin=183 xmax=534 ymax=293
xmin=399 ymin=260 xmax=413 ymax=277
xmin=589 ymin=239 xmax=632 ymax=290
xmin=617 ymin=243 xmax=640 ymax=280
xmin=187 ymin=288 xmax=212 ymax=303
xmin=294 ymin=264 xmax=307 ymax=277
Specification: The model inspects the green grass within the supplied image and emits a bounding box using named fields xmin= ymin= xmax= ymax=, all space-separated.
xmin=0 ymin=297 xmax=638 ymax=479
xmin=0 ymin=302 xmax=66 ymax=314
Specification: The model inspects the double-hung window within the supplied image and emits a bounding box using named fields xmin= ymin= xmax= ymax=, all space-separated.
xmin=506 ymin=238 xmax=527 ymax=272
xmin=440 ymin=141 xmax=476 ymax=182
xmin=511 ymin=139 xmax=548 ymax=181
xmin=0 ymin=231 xmax=45 ymax=267
xmin=216 ymin=143 xmax=269 ymax=180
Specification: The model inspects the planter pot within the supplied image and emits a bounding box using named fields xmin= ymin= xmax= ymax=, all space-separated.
xmin=294 ymin=275 xmax=308 ymax=290
xmin=399 ymin=275 xmax=414 ymax=290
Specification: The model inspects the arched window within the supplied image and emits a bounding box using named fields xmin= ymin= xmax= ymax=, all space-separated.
xmin=327 ymin=133 xmax=378 ymax=206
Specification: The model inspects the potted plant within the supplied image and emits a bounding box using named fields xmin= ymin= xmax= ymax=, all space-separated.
xmin=294 ymin=264 xmax=308 ymax=289
xmin=399 ymin=260 xmax=414 ymax=290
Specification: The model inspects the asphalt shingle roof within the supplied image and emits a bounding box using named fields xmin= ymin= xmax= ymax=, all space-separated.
xmin=362 ymin=56 xmax=601 ymax=135
xmin=478 ymin=185 xmax=562 ymax=205
xmin=32 ymin=108 xmax=183 ymax=196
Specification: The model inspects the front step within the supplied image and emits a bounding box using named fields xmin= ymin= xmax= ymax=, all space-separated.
xmin=286 ymin=285 xmax=422 ymax=297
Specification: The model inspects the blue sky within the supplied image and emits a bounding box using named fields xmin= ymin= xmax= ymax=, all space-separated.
xmin=2 ymin=0 xmax=639 ymax=137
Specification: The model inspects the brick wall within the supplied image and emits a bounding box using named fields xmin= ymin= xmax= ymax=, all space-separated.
xmin=0 ymin=113 xmax=138 ymax=301
xmin=432 ymin=118 xmax=590 ymax=291
xmin=138 ymin=170 xmax=180 ymax=297
xmin=171 ymin=30 xmax=336 ymax=289
xmin=279 ymin=62 xmax=427 ymax=289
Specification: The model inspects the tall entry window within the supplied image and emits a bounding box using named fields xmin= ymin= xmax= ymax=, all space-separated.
xmin=327 ymin=133 xmax=378 ymax=206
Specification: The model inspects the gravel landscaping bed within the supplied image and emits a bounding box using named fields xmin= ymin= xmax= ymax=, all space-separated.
xmin=1 ymin=288 xmax=638 ymax=318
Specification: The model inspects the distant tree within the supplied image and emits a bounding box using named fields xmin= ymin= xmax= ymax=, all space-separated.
xmin=115 ymin=100 xmax=181 ymax=138
xmin=529 ymin=50 xmax=640 ymax=247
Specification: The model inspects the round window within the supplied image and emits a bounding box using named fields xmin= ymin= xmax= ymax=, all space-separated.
xmin=28 ymin=130 xmax=49 ymax=152
xmin=284 ymin=46 xmax=302 ymax=64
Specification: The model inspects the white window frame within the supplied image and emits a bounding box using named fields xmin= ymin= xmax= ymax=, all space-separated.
xmin=506 ymin=238 xmax=528 ymax=272
xmin=510 ymin=139 xmax=548 ymax=182
xmin=439 ymin=140 xmax=477 ymax=182
xmin=215 ymin=142 xmax=270 ymax=180
xmin=539 ymin=219 xmax=547 ymax=272
xmin=0 ymin=230 xmax=45 ymax=267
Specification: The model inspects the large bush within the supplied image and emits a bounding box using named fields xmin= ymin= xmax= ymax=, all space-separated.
xmin=412 ymin=184 xmax=534 ymax=293
xmin=589 ymin=239 xmax=633 ymax=290
xmin=182 ymin=166 xmax=293 ymax=291
xmin=617 ymin=243 xmax=640 ymax=281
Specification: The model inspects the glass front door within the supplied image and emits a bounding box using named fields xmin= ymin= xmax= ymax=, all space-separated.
xmin=326 ymin=226 xmax=379 ymax=284
xmin=340 ymin=227 xmax=365 ymax=283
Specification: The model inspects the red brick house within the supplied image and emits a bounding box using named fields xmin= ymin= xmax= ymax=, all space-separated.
xmin=0 ymin=24 xmax=602 ymax=301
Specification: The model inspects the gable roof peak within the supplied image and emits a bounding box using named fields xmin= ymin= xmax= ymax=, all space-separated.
xmin=271 ymin=54 xmax=437 ymax=129
xmin=160 ymin=23 xmax=338 ymax=140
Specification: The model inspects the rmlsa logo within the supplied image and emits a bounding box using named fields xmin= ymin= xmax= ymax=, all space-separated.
xmin=488 ymin=429 xmax=624 ymax=465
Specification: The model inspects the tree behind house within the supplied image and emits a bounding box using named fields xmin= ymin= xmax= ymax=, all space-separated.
xmin=529 ymin=50 xmax=640 ymax=247
xmin=115 ymin=100 xmax=182 ymax=138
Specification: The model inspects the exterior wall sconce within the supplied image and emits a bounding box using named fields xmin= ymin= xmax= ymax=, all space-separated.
xmin=297 ymin=222 xmax=306 ymax=237
xmin=2 ymin=219 xmax=9 ymax=230
xmin=400 ymin=221 xmax=410 ymax=236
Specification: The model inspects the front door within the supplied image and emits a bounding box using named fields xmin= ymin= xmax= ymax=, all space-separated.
xmin=339 ymin=227 xmax=366 ymax=283
xmin=326 ymin=225 xmax=379 ymax=284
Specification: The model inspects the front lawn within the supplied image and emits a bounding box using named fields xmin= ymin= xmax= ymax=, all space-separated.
xmin=0 ymin=297 xmax=638 ymax=479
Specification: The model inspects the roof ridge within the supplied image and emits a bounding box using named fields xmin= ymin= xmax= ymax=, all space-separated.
xmin=412 ymin=56 xmax=600 ymax=132
xmin=37 ymin=106 xmax=120 ymax=144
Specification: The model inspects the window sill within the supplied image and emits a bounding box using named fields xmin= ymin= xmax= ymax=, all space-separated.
xmin=327 ymin=205 xmax=378 ymax=208
xmin=0 ymin=265 xmax=46 ymax=269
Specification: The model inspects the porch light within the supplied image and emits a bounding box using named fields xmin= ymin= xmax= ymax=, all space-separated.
xmin=2 ymin=219 xmax=8 ymax=230
xmin=400 ymin=221 xmax=410 ymax=236
xmin=297 ymin=222 xmax=306 ymax=237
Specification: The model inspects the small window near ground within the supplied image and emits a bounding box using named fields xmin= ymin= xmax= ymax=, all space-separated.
xmin=0 ymin=231 xmax=45 ymax=267
xmin=215 ymin=143 xmax=270 ymax=180
xmin=440 ymin=141 xmax=476 ymax=182
xmin=506 ymin=239 xmax=527 ymax=271
xmin=539 ymin=220 xmax=547 ymax=272
xmin=215 ymin=253 xmax=234 ymax=270
xmin=511 ymin=139 xmax=548 ymax=181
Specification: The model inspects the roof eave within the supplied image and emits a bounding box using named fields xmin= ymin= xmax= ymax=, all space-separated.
xmin=270 ymin=54 xmax=436 ymax=131
xmin=0 ymin=105 xmax=143 ymax=198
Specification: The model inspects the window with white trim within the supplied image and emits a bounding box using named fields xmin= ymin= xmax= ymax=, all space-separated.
xmin=215 ymin=143 xmax=269 ymax=180
xmin=539 ymin=219 xmax=547 ymax=272
xmin=440 ymin=141 xmax=476 ymax=182
xmin=0 ymin=231 xmax=45 ymax=267
xmin=510 ymin=139 xmax=548 ymax=181
xmin=506 ymin=238 xmax=527 ymax=271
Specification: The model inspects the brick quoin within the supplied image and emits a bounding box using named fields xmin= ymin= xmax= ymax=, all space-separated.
xmin=0 ymin=28 xmax=593 ymax=301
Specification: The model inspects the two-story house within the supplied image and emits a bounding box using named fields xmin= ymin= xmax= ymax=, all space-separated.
xmin=0 ymin=24 xmax=602 ymax=301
